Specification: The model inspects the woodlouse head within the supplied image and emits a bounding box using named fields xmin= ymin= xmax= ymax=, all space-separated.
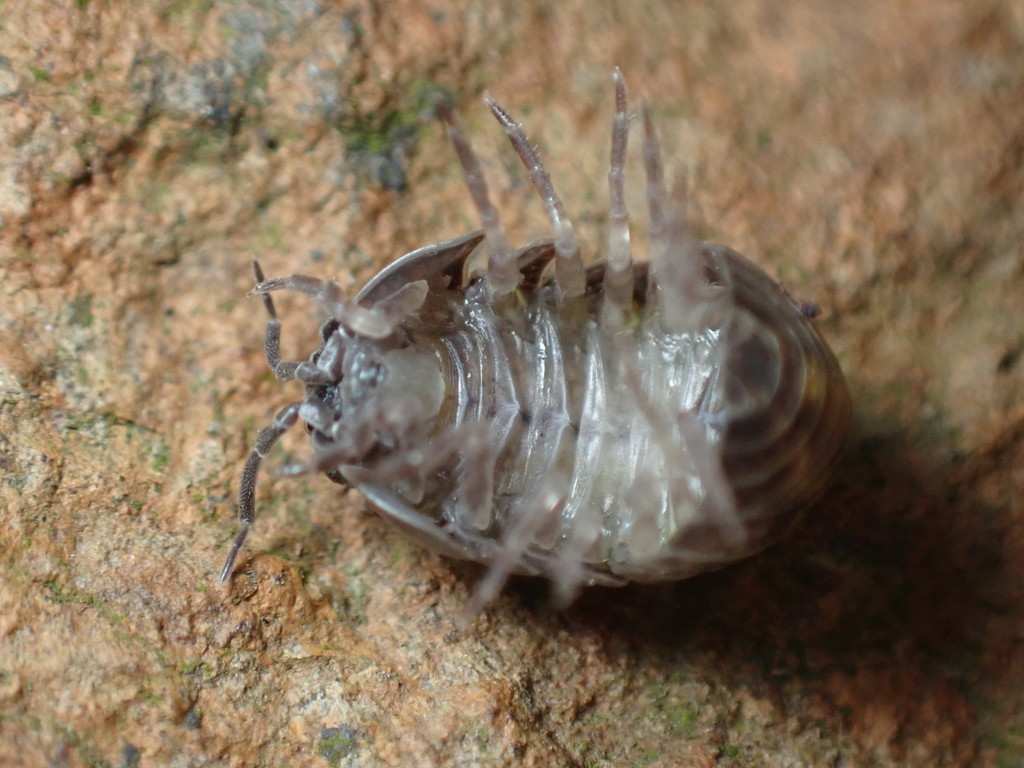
xmin=218 ymin=266 xmax=451 ymax=583
xmin=267 ymin=290 xmax=447 ymax=473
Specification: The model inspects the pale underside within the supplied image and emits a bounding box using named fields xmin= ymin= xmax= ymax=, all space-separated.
xmin=221 ymin=73 xmax=850 ymax=609
xmin=341 ymin=234 xmax=848 ymax=597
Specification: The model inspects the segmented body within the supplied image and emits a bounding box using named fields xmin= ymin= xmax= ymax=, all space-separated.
xmin=220 ymin=72 xmax=851 ymax=608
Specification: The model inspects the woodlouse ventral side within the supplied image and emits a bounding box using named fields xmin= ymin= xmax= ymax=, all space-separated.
xmin=220 ymin=70 xmax=851 ymax=613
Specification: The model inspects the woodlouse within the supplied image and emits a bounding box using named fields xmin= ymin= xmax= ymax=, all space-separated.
xmin=220 ymin=71 xmax=851 ymax=611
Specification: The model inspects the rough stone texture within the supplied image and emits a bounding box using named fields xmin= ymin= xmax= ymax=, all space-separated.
xmin=1 ymin=1 xmax=1022 ymax=766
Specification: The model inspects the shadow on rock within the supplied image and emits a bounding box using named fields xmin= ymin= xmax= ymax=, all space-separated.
xmin=530 ymin=416 xmax=1005 ymax=707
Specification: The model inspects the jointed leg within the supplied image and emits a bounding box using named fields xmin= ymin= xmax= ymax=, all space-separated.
xmin=676 ymin=412 xmax=743 ymax=546
xmin=463 ymin=469 xmax=569 ymax=621
xmin=438 ymin=102 xmax=519 ymax=298
xmin=641 ymin=110 xmax=729 ymax=335
xmin=253 ymin=259 xmax=302 ymax=382
xmin=220 ymin=402 xmax=301 ymax=583
xmin=485 ymin=95 xmax=585 ymax=300
xmin=642 ymin=107 xmax=666 ymax=244
xmin=603 ymin=69 xmax=635 ymax=315
xmin=254 ymin=270 xmax=427 ymax=340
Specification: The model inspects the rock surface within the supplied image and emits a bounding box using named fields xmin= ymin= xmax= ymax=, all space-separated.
xmin=2 ymin=1 xmax=1022 ymax=766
